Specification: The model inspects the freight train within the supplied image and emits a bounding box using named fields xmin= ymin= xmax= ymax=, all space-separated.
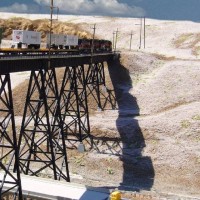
xmin=0 ymin=30 xmax=112 ymax=55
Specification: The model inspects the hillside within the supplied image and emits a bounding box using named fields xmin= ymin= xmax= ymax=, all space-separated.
xmin=1 ymin=13 xmax=200 ymax=199
xmin=0 ymin=17 xmax=92 ymax=41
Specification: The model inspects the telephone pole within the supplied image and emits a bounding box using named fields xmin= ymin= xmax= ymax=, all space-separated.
xmin=112 ymin=31 xmax=115 ymax=50
xmin=48 ymin=0 xmax=54 ymax=67
xmin=135 ymin=17 xmax=147 ymax=49
xmin=114 ymin=28 xmax=119 ymax=52
xmin=91 ymin=24 xmax=96 ymax=57
xmin=129 ymin=31 xmax=133 ymax=50
xmin=48 ymin=0 xmax=59 ymax=64
xmin=144 ymin=16 xmax=146 ymax=49
xmin=139 ymin=17 xmax=142 ymax=49
xmin=49 ymin=0 xmax=53 ymax=48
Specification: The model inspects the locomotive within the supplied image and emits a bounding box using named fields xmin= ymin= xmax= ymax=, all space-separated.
xmin=10 ymin=30 xmax=112 ymax=54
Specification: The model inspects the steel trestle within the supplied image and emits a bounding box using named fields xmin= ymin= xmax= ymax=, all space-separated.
xmin=0 ymin=57 xmax=116 ymax=198
xmin=17 ymin=69 xmax=70 ymax=181
xmin=86 ymin=62 xmax=117 ymax=110
xmin=60 ymin=65 xmax=90 ymax=142
xmin=0 ymin=74 xmax=22 ymax=199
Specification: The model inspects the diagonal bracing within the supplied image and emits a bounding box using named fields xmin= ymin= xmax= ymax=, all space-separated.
xmin=0 ymin=74 xmax=22 ymax=199
xmin=86 ymin=62 xmax=117 ymax=110
xmin=60 ymin=65 xmax=90 ymax=142
xmin=17 ymin=69 xmax=70 ymax=181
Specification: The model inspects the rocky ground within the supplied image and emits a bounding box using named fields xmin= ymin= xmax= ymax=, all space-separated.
xmin=1 ymin=13 xmax=200 ymax=199
xmin=65 ymin=51 xmax=200 ymax=199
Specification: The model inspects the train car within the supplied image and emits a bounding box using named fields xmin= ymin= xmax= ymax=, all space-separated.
xmin=47 ymin=34 xmax=79 ymax=50
xmin=78 ymin=39 xmax=112 ymax=53
xmin=100 ymin=40 xmax=112 ymax=52
xmin=1 ymin=29 xmax=112 ymax=55
xmin=65 ymin=35 xmax=78 ymax=49
xmin=46 ymin=33 xmax=65 ymax=49
xmin=93 ymin=39 xmax=101 ymax=52
xmin=78 ymin=39 xmax=91 ymax=53
xmin=12 ymin=30 xmax=41 ymax=49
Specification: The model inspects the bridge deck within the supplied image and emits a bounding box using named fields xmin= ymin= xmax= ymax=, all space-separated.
xmin=1 ymin=173 xmax=110 ymax=200
xmin=0 ymin=53 xmax=114 ymax=74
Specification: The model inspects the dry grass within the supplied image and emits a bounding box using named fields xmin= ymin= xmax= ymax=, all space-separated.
xmin=173 ymin=33 xmax=200 ymax=56
xmin=151 ymin=53 xmax=176 ymax=61
xmin=173 ymin=33 xmax=194 ymax=48
xmin=0 ymin=17 xmax=92 ymax=41
xmin=192 ymin=46 xmax=200 ymax=56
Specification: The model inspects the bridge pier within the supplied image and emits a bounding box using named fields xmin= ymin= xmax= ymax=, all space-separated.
xmin=86 ymin=62 xmax=106 ymax=110
xmin=86 ymin=62 xmax=117 ymax=111
xmin=17 ymin=69 xmax=70 ymax=182
xmin=0 ymin=74 xmax=22 ymax=199
xmin=60 ymin=65 xmax=90 ymax=142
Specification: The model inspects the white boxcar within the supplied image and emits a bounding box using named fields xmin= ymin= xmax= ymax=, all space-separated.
xmin=47 ymin=34 xmax=78 ymax=48
xmin=12 ymin=30 xmax=41 ymax=48
xmin=65 ymin=35 xmax=78 ymax=46
xmin=47 ymin=33 xmax=65 ymax=46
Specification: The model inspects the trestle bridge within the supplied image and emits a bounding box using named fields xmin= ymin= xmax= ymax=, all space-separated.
xmin=0 ymin=52 xmax=116 ymax=199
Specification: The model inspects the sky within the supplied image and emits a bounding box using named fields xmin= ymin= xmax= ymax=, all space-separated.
xmin=0 ymin=0 xmax=199 ymax=22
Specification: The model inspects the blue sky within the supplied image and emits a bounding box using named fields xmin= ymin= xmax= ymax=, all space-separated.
xmin=0 ymin=0 xmax=199 ymax=21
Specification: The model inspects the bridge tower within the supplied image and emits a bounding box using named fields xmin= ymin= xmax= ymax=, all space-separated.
xmin=60 ymin=61 xmax=117 ymax=145
xmin=0 ymin=74 xmax=22 ymax=199
xmin=86 ymin=62 xmax=117 ymax=111
xmin=17 ymin=68 xmax=70 ymax=181
xmin=60 ymin=65 xmax=90 ymax=142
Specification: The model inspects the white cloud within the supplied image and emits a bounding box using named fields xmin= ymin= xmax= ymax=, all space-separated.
xmin=0 ymin=3 xmax=29 ymax=13
xmin=34 ymin=0 xmax=145 ymax=17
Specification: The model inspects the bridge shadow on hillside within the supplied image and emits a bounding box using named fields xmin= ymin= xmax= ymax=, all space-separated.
xmin=106 ymin=56 xmax=155 ymax=191
xmin=79 ymin=55 xmax=155 ymax=193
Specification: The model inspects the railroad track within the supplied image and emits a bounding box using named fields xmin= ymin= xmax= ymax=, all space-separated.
xmin=0 ymin=49 xmax=113 ymax=60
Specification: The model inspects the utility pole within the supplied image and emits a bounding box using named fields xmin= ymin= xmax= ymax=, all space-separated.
xmin=56 ymin=7 xmax=59 ymax=20
xmin=139 ymin=17 xmax=142 ymax=49
xmin=112 ymin=31 xmax=115 ymax=50
xmin=144 ymin=16 xmax=146 ymax=49
xmin=129 ymin=31 xmax=133 ymax=51
xmin=114 ymin=28 xmax=119 ymax=52
xmin=48 ymin=0 xmax=59 ymax=67
xmin=49 ymin=0 xmax=54 ymax=49
xmin=48 ymin=0 xmax=54 ymax=68
xmin=136 ymin=17 xmax=148 ymax=49
xmin=91 ymin=24 xmax=96 ymax=57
